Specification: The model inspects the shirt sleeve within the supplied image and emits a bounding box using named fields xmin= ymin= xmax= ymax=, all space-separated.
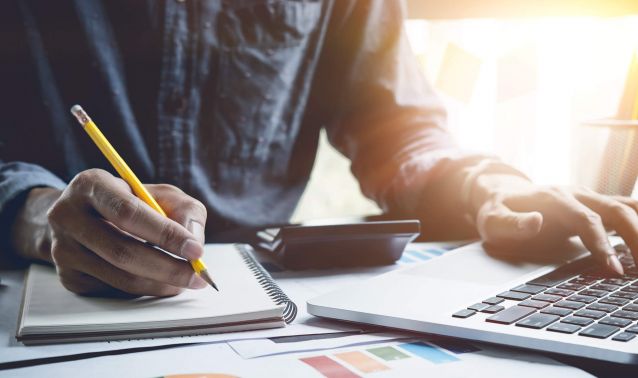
xmin=315 ymin=0 xmax=487 ymax=217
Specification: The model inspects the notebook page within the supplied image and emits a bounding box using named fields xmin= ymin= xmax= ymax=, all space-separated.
xmin=20 ymin=244 xmax=280 ymax=334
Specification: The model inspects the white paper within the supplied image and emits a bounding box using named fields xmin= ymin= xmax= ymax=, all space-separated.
xmin=1 ymin=242 xmax=462 ymax=366
xmin=228 ymin=332 xmax=411 ymax=358
xmin=1 ymin=338 xmax=593 ymax=378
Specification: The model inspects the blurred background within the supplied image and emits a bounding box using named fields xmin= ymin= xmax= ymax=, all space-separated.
xmin=292 ymin=0 xmax=638 ymax=223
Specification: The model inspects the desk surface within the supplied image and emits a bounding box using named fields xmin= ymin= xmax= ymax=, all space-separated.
xmin=0 ymin=243 xmax=636 ymax=377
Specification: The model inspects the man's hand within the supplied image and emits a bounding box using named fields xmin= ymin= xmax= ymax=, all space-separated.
xmin=11 ymin=169 xmax=209 ymax=297
xmin=471 ymin=174 xmax=638 ymax=275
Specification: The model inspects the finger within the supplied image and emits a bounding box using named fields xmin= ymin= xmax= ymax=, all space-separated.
xmin=576 ymin=191 xmax=638 ymax=267
xmin=59 ymin=211 xmax=207 ymax=289
xmin=51 ymin=236 xmax=185 ymax=297
xmin=146 ymin=184 xmax=207 ymax=244
xmin=69 ymin=170 xmax=203 ymax=260
xmin=546 ymin=190 xmax=623 ymax=275
xmin=611 ymin=195 xmax=638 ymax=214
xmin=477 ymin=200 xmax=543 ymax=244
xmin=57 ymin=268 xmax=138 ymax=298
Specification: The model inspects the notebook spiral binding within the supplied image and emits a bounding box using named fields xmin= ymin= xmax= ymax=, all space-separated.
xmin=236 ymin=244 xmax=297 ymax=324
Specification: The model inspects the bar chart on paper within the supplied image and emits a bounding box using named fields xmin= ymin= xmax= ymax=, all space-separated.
xmin=298 ymin=339 xmax=473 ymax=377
xmin=291 ymin=338 xmax=588 ymax=378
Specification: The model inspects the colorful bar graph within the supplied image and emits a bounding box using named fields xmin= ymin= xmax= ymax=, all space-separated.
xmin=300 ymin=356 xmax=361 ymax=378
xmin=334 ymin=351 xmax=389 ymax=373
xmin=366 ymin=346 xmax=410 ymax=361
xmin=398 ymin=342 xmax=459 ymax=364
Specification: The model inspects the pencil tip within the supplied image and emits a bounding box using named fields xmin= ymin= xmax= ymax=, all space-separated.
xmin=199 ymin=270 xmax=219 ymax=292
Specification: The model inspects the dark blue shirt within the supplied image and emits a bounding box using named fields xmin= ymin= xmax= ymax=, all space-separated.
xmin=0 ymin=0 xmax=471 ymax=240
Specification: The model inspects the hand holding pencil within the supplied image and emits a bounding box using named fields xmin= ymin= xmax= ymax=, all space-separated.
xmin=41 ymin=105 xmax=217 ymax=297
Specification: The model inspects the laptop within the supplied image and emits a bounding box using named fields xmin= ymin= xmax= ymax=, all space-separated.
xmin=307 ymin=236 xmax=638 ymax=364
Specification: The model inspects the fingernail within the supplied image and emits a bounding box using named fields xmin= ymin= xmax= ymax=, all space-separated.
xmin=606 ymin=254 xmax=625 ymax=276
xmin=189 ymin=274 xmax=208 ymax=289
xmin=181 ymin=239 xmax=203 ymax=260
xmin=189 ymin=220 xmax=205 ymax=244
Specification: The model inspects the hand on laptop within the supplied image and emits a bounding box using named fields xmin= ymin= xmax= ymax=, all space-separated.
xmin=470 ymin=173 xmax=636 ymax=276
xmin=11 ymin=169 xmax=209 ymax=297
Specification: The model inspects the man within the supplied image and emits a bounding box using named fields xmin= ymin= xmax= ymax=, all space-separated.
xmin=1 ymin=0 xmax=636 ymax=297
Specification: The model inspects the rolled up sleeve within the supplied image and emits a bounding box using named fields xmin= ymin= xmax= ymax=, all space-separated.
xmin=317 ymin=0 xmax=487 ymax=216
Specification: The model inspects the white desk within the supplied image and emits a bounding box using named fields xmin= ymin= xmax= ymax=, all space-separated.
xmin=0 ymin=243 xmax=621 ymax=377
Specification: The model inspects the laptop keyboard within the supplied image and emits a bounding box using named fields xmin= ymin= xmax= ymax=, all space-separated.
xmin=452 ymin=244 xmax=638 ymax=342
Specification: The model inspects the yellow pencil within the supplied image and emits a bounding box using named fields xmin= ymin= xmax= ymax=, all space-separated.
xmin=70 ymin=105 xmax=218 ymax=291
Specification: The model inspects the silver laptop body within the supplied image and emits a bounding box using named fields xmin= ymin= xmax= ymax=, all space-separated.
xmin=308 ymin=237 xmax=638 ymax=364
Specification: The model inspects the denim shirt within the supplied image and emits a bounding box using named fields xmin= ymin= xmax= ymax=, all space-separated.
xmin=0 ymin=0 xmax=474 ymax=240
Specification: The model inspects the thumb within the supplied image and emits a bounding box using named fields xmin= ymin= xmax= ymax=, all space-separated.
xmin=476 ymin=201 xmax=543 ymax=244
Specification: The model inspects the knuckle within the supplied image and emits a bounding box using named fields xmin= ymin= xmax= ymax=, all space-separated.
xmin=70 ymin=169 xmax=103 ymax=191
xmin=46 ymin=200 xmax=66 ymax=225
xmin=581 ymin=211 xmax=603 ymax=228
xmin=50 ymin=239 xmax=70 ymax=266
xmin=108 ymin=196 xmax=141 ymax=223
xmin=184 ymin=199 xmax=207 ymax=220
xmin=159 ymin=221 xmax=183 ymax=252
xmin=109 ymin=243 xmax=135 ymax=267
xmin=155 ymin=183 xmax=183 ymax=193
xmin=610 ymin=202 xmax=634 ymax=219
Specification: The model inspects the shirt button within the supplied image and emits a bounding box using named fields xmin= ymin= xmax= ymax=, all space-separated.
xmin=164 ymin=90 xmax=187 ymax=114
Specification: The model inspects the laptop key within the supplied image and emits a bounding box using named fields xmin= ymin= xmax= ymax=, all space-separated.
xmin=624 ymin=304 xmax=638 ymax=312
xmin=626 ymin=325 xmax=638 ymax=333
xmin=512 ymin=284 xmax=546 ymax=295
xmin=611 ymin=310 xmax=638 ymax=320
xmin=481 ymin=305 xmax=505 ymax=314
xmin=544 ymin=288 xmax=574 ymax=297
xmin=561 ymin=316 xmax=594 ymax=326
xmin=516 ymin=313 xmax=559 ymax=329
xmin=519 ymin=299 xmax=550 ymax=309
xmin=579 ymin=289 xmax=607 ymax=298
xmin=558 ymin=283 xmax=586 ymax=291
xmin=567 ymin=295 xmax=597 ymax=304
xmin=612 ymin=332 xmax=636 ymax=342
xmin=497 ymin=291 xmax=531 ymax=301
xmin=590 ymin=284 xmax=618 ymax=292
xmin=574 ymin=309 xmax=606 ymax=319
xmin=586 ymin=303 xmax=618 ymax=313
xmin=527 ymin=258 xmax=590 ymax=287
xmin=599 ymin=297 xmax=630 ymax=306
xmin=554 ymin=300 xmax=585 ymax=310
xmin=486 ymin=306 xmax=536 ymax=325
xmin=540 ymin=307 xmax=572 ymax=317
xmin=598 ymin=317 xmax=632 ymax=327
xmin=468 ymin=303 xmax=490 ymax=311
xmin=603 ymin=278 xmax=632 ymax=286
xmin=611 ymin=291 xmax=638 ymax=300
xmin=570 ymin=277 xmax=598 ymax=285
xmin=452 ymin=309 xmax=476 ymax=318
xmin=547 ymin=322 xmax=581 ymax=334
xmin=579 ymin=324 xmax=620 ymax=339
xmin=620 ymin=286 xmax=638 ymax=293
xmin=532 ymin=294 xmax=562 ymax=303
xmin=482 ymin=297 xmax=504 ymax=305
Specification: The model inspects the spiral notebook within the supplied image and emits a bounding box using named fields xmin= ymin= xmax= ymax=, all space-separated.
xmin=16 ymin=244 xmax=296 ymax=345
